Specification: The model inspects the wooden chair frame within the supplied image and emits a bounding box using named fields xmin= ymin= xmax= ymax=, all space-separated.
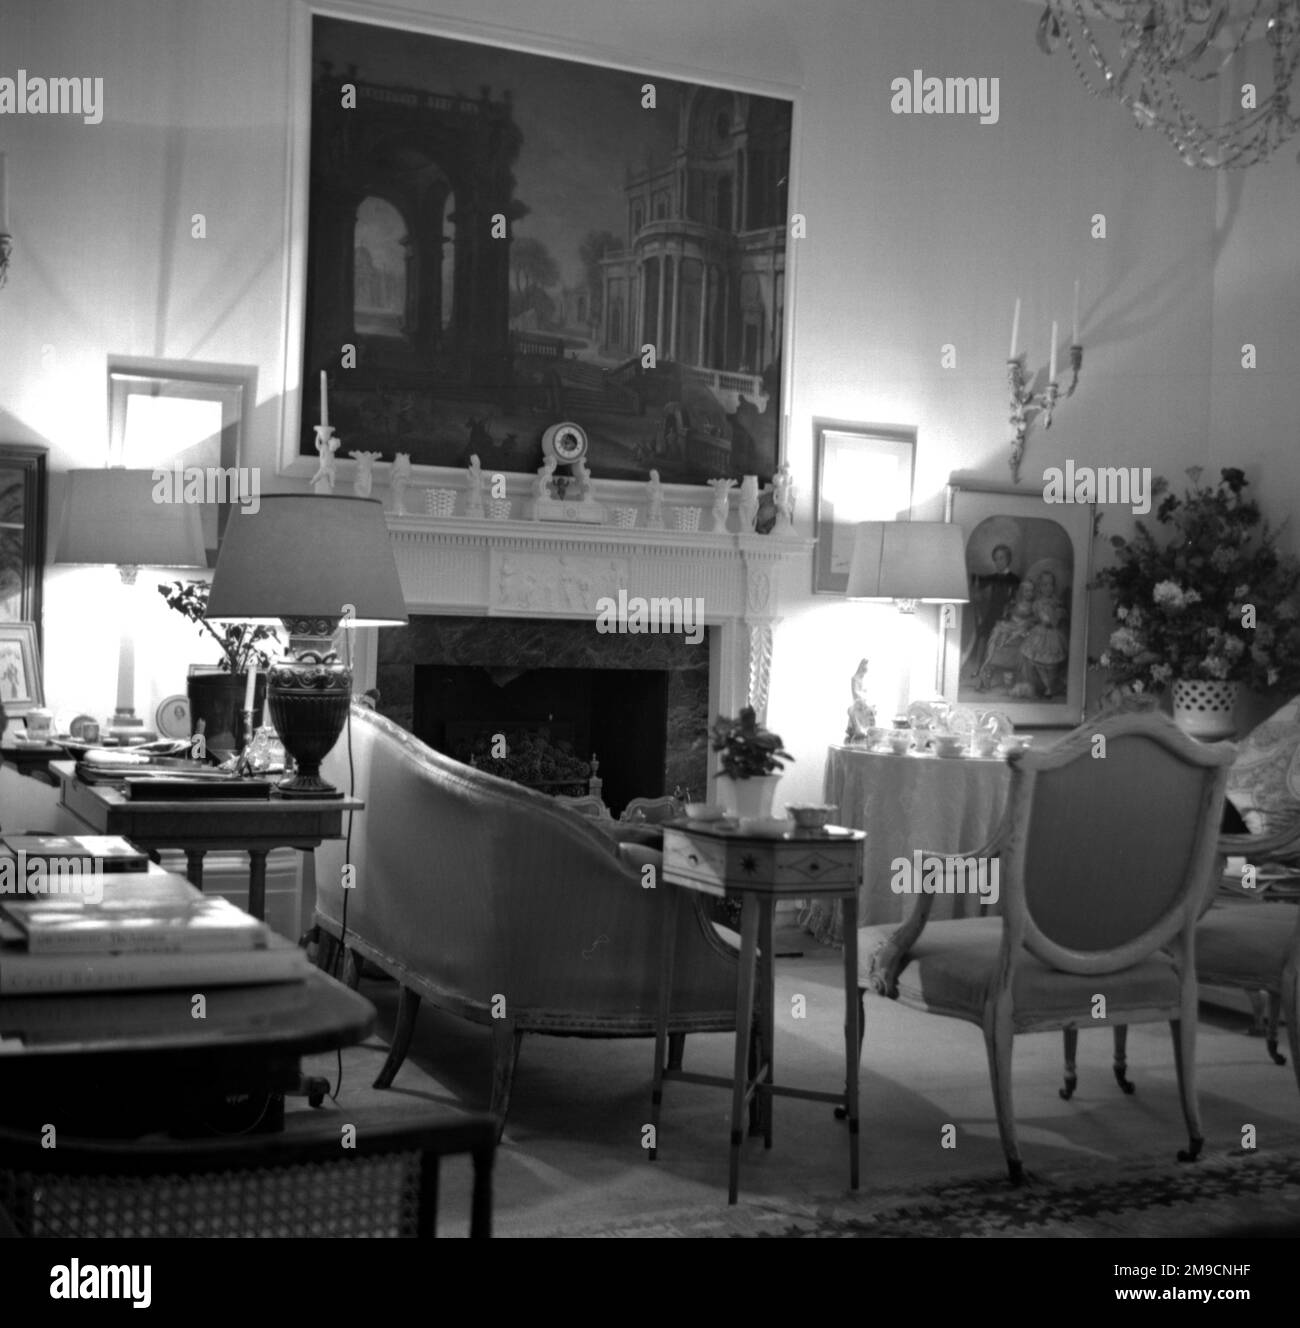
xmin=864 ymin=712 xmax=1235 ymax=1183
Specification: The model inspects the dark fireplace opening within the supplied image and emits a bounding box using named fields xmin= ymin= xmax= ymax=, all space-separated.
xmin=414 ymin=665 xmax=669 ymax=813
xmin=376 ymin=614 xmax=709 ymax=816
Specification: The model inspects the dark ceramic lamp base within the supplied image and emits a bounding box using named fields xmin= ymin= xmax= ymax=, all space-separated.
xmin=267 ymin=620 xmax=351 ymax=799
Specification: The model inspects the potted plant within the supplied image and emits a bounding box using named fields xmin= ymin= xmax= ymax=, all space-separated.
xmin=158 ymin=579 xmax=281 ymax=755
xmin=709 ymin=706 xmax=794 ymax=819
xmin=1094 ymin=467 xmax=1300 ymax=736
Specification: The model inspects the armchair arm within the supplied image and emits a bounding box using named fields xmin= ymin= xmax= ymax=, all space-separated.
xmin=1218 ymin=816 xmax=1300 ymax=864
xmin=866 ymin=816 xmax=1011 ymax=999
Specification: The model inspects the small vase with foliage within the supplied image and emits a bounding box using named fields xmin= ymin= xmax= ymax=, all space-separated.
xmin=709 ymin=707 xmax=793 ymax=820
xmin=159 ymin=580 xmax=282 ymax=753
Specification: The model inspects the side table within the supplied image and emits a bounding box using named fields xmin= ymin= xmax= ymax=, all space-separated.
xmin=652 ymin=820 xmax=866 ymax=1203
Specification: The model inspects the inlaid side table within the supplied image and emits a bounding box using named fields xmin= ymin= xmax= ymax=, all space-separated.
xmin=652 ymin=820 xmax=866 ymax=1203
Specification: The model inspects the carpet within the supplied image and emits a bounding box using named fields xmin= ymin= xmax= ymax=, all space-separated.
xmin=541 ymin=1143 xmax=1300 ymax=1238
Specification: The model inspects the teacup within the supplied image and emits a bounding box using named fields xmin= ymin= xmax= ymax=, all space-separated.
xmin=969 ymin=735 xmax=999 ymax=759
xmin=885 ymin=731 xmax=913 ymax=755
xmin=930 ymin=734 xmax=965 ymax=759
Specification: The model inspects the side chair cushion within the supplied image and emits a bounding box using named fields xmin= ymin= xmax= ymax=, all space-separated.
xmin=860 ymin=919 xmax=1180 ymax=1028
xmin=1226 ymin=695 xmax=1300 ymax=835
xmin=1196 ymin=902 xmax=1297 ymax=988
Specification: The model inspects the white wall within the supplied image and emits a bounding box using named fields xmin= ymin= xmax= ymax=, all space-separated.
xmin=1 ymin=0 xmax=1295 ymax=800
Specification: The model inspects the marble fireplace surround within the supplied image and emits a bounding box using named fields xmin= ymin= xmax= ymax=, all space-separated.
xmin=353 ymin=519 xmax=814 ymax=783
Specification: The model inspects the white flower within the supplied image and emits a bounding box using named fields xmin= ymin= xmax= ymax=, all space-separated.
xmin=1153 ymin=580 xmax=1187 ymax=608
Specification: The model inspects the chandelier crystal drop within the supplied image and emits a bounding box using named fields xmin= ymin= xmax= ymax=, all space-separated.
xmin=1038 ymin=1 xmax=1300 ymax=168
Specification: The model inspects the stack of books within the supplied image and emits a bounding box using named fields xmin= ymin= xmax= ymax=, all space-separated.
xmin=0 ymin=836 xmax=309 ymax=994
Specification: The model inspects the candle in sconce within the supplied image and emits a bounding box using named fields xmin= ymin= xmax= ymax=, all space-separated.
xmin=1049 ymin=321 xmax=1058 ymax=383
xmin=319 ymin=370 xmax=329 ymax=429
xmin=1072 ymin=279 xmax=1080 ymax=345
xmin=243 ymin=665 xmax=257 ymax=719
xmin=1009 ymin=297 xmax=1021 ymax=361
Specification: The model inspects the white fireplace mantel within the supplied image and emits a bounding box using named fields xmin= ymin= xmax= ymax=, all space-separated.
xmin=359 ymin=514 xmax=813 ymax=723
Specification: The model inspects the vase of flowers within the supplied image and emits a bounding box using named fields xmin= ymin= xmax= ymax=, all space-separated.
xmin=159 ymin=580 xmax=281 ymax=755
xmin=1094 ymin=468 xmax=1300 ymax=733
xmin=710 ymin=707 xmax=794 ymax=819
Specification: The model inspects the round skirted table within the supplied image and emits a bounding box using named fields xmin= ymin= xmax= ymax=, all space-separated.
xmin=798 ymin=744 xmax=1014 ymax=944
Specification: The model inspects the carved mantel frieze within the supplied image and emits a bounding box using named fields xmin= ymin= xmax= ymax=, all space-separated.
xmin=384 ymin=514 xmax=812 ymax=732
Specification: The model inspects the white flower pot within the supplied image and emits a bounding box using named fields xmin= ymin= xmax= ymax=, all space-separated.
xmin=716 ymin=773 xmax=780 ymax=820
xmin=1172 ymin=679 xmax=1239 ymax=740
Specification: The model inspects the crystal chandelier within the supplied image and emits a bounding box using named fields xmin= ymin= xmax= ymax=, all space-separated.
xmin=1038 ymin=2 xmax=1300 ymax=168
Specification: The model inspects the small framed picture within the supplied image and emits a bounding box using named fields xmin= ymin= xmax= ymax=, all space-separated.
xmin=941 ymin=472 xmax=1094 ymax=728
xmin=0 ymin=622 xmax=44 ymax=715
xmin=812 ymin=420 xmax=916 ymax=594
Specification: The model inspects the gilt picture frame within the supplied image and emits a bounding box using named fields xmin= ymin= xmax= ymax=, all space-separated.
xmin=0 ymin=622 xmax=43 ymax=715
xmin=0 ymin=444 xmax=47 ymax=653
xmin=941 ymin=472 xmax=1094 ymax=728
xmin=281 ymin=6 xmax=799 ymax=494
xmin=812 ymin=421 xmax=916 ymax=594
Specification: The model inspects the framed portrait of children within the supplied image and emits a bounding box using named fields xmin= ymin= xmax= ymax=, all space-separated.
xmin=940 ymin=472 xmax=1094 ymax=728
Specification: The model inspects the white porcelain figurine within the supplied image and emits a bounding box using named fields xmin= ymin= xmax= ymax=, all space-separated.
xmin=349 ymin=450 xmax=383 ymax=499
xmin=646 ymin=469 xmax=665 ymax=529
xmin=738 ymin=474 xmax=760 ymax=531
xmin=311 ymin=427 xmax=340 ymax=495
xmin=466 ymin=453 xmax=486 ymax=517
xmin=390 ymin=452 xmax=412 ymax=514
xmin=706 ymin=477 xmax=736 ymax=533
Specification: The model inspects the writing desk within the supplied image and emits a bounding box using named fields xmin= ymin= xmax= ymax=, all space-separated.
xmin=52 ymin=761 xmax=362 ymax=921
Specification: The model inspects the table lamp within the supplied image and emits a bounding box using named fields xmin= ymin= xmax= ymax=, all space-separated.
xmin=205 ymin=494 xmax=407 ymax=798
xmin=55 ymin=467 xmax=208 ymax=741
xmin=845 ymin=521 xmax=969 ymax=716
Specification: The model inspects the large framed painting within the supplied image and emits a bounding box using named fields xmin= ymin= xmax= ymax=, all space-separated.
xmin=0 ymin=444 xmax=47 ymax=652
xmin=941 ymin=472 xmax=1094 ymax=728
xmin=812 ymin=420 xmax=916 ymax=594
xmin=0 ymin=622 xmax=43 ymax=715
xmin=287 ymin=11 xmax=795 ymax=488
xmin=107 ymin=357 xmax=255 ymax=567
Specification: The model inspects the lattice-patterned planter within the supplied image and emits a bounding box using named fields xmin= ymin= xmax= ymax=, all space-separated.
xmin=1172 ymin=679 xmax=1239 ymax=740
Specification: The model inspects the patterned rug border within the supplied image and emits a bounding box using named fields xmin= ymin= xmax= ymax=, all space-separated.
xmin=535 ymin=1139 xmax=1300 ymax=1238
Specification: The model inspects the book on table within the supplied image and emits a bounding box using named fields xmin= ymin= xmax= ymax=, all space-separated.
xmin=0 ymin=932 xmax=310 ymax=994
xmin=1 ymin=834 xmax=151 ymax=873
xmin=0 ymin=868 xmax=269 ymax=954
xmin=0 ymin=863 xmax=306 ymax=993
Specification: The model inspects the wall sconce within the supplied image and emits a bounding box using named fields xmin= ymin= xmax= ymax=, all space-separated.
xmin=1006 ymin=290 xmax=1084 ymax=483
xmin=0 ymin=154 xmax=11 ymax=289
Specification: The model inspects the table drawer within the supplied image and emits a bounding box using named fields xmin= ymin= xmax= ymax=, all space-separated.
xmin=664 ymin=830 xmax=729 ymax=895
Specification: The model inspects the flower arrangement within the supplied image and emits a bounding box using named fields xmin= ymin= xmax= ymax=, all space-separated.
xmin=157 ymin=579 xmax=281 ymax=674
xmin=709 ymin=706 xmax=794 ymax=779
xmin=1094 ymin=468 xmax=1300 ymax=700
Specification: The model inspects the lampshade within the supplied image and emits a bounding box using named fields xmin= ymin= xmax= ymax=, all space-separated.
xmin=845 ymin=522 xmax=969 ymax=604
xmin=55 ymin=468 xmax=207 ymax=568
xmin=206 ymin=494 xmax=408 ymax=626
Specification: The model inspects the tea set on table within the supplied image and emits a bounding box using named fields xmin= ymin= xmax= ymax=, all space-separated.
xmin=850 ymin=699 xmax=1031 ymax=761
xmin=680 ymin=801 xmax=842 ymax=839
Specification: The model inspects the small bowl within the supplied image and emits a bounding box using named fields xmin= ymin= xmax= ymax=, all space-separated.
xmin=786 ymin=804 xmax=836 ymax=830
xmin=931 ymin=735 xmax=965 ymax=759
xmin=968 ymin=736 xmax=999 ymax=759
xmin=684 ymin=802 xmax=726 ymax=821
xmin=885 ymin=732 xmax=913 ymax=755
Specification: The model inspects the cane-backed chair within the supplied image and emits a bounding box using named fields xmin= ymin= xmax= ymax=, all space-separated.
xmin=860 ymin=713 xmax=1235 ymax=1183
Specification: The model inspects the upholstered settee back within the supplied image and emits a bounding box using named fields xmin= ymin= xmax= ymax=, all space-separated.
xmin=315 ymin=705 xmax=737 ymax=1035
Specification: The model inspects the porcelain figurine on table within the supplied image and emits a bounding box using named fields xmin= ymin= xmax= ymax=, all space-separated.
xmin=845 ymin=658 xmax=877 ymax=743
xmin=773 ymin=463 xmax=796 ymax=531
xmin=349 ymin=450 xmax=382 ymax=499
xmin=738 ymin=475 xmax=760 ymax=531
